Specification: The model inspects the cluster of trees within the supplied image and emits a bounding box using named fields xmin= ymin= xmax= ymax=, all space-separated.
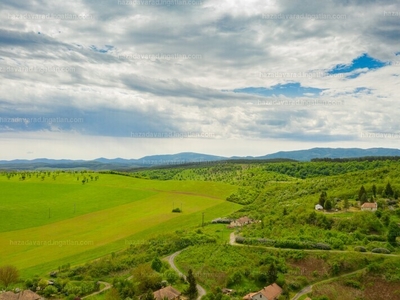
xmin=358 ymin=182 xmax=398 ymax=203
xmin=108 ymin=262 xmax=197 ymax=300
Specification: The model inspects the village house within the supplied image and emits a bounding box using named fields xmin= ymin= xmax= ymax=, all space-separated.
xmin=152 ymin=286 xmax=181 ymax=300
xmin=227 ymin=216 xmax=254 ymax=228
xmin=361 ymin=202 xmax=378 ymax=211
xmin=0 ymin=290 xmax=42 ymax=300
xmin=242 ymin=283 xmax=283 ymax=300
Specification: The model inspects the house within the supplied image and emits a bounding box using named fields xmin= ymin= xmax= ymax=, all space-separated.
xmin=153 ymin=286 xmax=181 ymax=300
xmin=0 ymin=290 xmax=42 ymax=300
xmin=227 ymin=216 xmax=254 ymax=228
xmin=361 ymin=202 xmax=378 ymax=211
xmin=315 ymin=204 xmax=323 ymax=211
xmin=243 ymin=283 xmax=282 ymax=300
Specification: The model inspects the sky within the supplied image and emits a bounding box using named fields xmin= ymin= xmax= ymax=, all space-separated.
xmin=0 ymin=0 xmax=399 ymax=160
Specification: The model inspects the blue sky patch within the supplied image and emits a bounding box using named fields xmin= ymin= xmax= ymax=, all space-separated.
xmin=327 ymin=53 xmax=388 ymax=78
xmin=89 ymin=45 xmax=114 ymax=53
xmin=354 ymin=87 xmax=372 ymax=94
xmin=233 ymin=82 xmax=324 ymax=98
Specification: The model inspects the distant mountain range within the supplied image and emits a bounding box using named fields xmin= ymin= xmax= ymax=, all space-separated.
xmin=1 ymin=147 xmax=400 ymax=170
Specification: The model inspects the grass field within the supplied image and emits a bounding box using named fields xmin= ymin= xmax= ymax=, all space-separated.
xmin=0 ymin=172 xmax=240 ymax=277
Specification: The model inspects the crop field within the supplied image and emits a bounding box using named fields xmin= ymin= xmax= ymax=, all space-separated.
xmin=0 ymin=172 xmax=240 ymax=277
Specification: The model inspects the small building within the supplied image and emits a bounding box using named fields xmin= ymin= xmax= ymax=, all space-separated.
xmin=361 ymin=202 xmax=378 ymax=211
xmin=153 ymin=286 xmax=181 ymax=300
xmin=0 ymin=290 xmax=42 ymax=300
xmin=315 ymin=204 xmax=323 ymax=211
xmin=227 ymin=216 xmax=254 ymax=228
xmin=243 ymin=283 xmax=283 ymax=300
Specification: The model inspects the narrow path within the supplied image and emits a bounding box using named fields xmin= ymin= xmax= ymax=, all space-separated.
xmin=82 ymin=281 xmax=112 ymax=299
xmin=166 ymin=250 xmax=206 ymax=300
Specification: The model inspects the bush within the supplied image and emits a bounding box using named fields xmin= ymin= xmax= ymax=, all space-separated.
xmin=354 ymin=246 xmax=367 ymax=252
xmin=344 ymin=279 xmax=362 ymax=289
xmin=371 ymin=248 xmax=391 ymax=254
xmin=43 ymin=285 xmax=58 ymax=297
xmin=235 ymin=236 xmax=246 ymax=244
xmin=313 ymin=243 xmax=331 ymax=250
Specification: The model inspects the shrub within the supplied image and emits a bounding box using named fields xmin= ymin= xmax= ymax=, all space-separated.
xmin=313 ymin=243 xmax=331 ymax=250
xmin=344 ymin=279 xmax=362 ymax=289
xmin=43 ymin=285 xmax=58 ymax=297
xmin=354 ymin=246 xmax=367 ymax=252
xmin=235 ymin=236 xmax=246 ymax=244
xmin=371 ymin=248 xmax=391 ymax=254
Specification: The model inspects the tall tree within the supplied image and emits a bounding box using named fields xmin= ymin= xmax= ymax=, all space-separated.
xmin=360 ymin=193 xmax=368 ymax=205
xmin=358 ymin=185 xmax=367 ymax=201
xmin=372 ymin=184 xmax=377 ymax=198
xmin=266 ymin=263 xmax=278 ymax=285
xmin=132 ymin=265 xmax=161 ymax=294
xmin=384 ymin=182 xmax=394 ymax=197
xmin=324 ymin=199 xmax=333 ymax=211
xmin=319 ymin=191 xmax=327 ymax=207
xmin=185 ymin=269 xmax=198 ymax=300
xmin=0 ymin=265 xmax=19 ymax=288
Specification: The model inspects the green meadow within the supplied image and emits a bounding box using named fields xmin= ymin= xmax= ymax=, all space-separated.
xmin=0 ymin=172 xmax=240 ymax=277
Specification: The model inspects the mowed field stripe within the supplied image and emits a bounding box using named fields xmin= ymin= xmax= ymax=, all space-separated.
xmin=0 ymin=191 xmax=225 ymax=270
xmin=20 ymin=201 xmax=242 ymax=277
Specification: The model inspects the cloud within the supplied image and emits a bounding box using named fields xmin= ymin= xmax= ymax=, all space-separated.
xmin=0 ymin=0 xmax=399 ymax=158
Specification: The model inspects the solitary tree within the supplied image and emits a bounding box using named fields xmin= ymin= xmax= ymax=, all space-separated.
xmin=324 ymin=199 xmax=333 ymax=211
xmin=266 ymin=263 xmax=277 ymax=285
xmin=358 ymin=185 xmax=367 ymax=202
xmin=185 ymin=269 xmax=198 ymax=300
xmin=384 ymin=182 xmax=394 ymax=198
xmin=372 ymin=184 xmax=377 ymax=198
xmin=0 ymin=265 xmax=19 ymax=288
xmin=360 ymin=193 xmax=368 ymax=205
xmin=319 ymin=191 xmax=327 ymax=207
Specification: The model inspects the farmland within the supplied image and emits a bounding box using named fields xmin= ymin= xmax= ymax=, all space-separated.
xmin=1 ymin=159 xmax=400 ymax=300
xmin=0 ymin=172 xmax=240 ymax=277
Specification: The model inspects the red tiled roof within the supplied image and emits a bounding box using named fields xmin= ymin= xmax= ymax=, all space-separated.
xmin=153 ymin=286 xmax=181 ymax=300
xmin=260 ymin=283 xmax=282 ymax=300
xmin=0 ymin=291 xmax=41 ymax=300
xmin=243 ymin=284 xmax=282 ymax=300
xmin=361 ymin=202 xmax=377 ymax=208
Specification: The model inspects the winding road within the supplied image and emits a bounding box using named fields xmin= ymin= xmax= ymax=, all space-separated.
xmin=166 ymin=250 xmax=207 ymax=300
